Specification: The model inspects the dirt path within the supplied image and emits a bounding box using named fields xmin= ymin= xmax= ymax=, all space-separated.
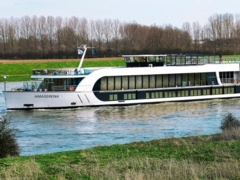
xmin=0 ymin=57 xmax=121 ymax=64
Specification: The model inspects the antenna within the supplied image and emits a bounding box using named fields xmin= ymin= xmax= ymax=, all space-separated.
xmin=1 ymin=75 xmax=9 ymax=91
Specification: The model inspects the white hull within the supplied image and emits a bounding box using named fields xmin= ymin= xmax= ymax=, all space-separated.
xmin=3 ymin=90 xmax=240 ymax=110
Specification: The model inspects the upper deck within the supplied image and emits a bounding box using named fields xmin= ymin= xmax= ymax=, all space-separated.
xmin=31 ymin=68 xmax=93 ymax=77
xmin=123 ymin=54 xmax=240 ymax=67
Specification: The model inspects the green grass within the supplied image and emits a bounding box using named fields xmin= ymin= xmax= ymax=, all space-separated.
xmin=0 ymin=59 xmax=124 ymax=82
xmin=1 ymin=135 xmax=240 ymax=179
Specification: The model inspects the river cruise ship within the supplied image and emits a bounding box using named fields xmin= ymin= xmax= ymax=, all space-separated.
xmin=3 ymin=45 xmax=240 ymax=110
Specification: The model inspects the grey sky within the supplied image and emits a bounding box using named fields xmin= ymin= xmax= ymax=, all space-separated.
xmin=1 ymin=0 xmax=239 ymax=28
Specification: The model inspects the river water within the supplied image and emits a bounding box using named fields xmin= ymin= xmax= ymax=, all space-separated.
xmin=0 ymin=82 xmax=239 ymax=156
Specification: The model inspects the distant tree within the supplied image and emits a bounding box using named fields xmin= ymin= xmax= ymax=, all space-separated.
xmin=68 ymin=16 xmax=80 ymax=58
xmin=163 ymin=25 xmax=176 ymax=52
xmin=93 ymin=19 xmax=104 ymax=56
xmin=21 ymin=16 xmax=31 ymax=58
xmin=31 ymin=15 xmax=39 ymax=58
xmin=222 ymin=13 xmax=234 ymax=53
xmin=7 ymin=18 xmax=16 ymax=58
xmin=38 ymin=16 xmax=48 ymax=58
xmin=78 ymin=17 xmax=89 ymax=46
xmin=46 ymin=16 xmax=55 ymax=58
xmin=0 ymin=18 xmax=8 ymax=58
xmin=103 ymin=18 xmax=113 ymax=56
xmin=112 ymin=19 xmax=121 ymax=56
xmin=192 ymin=21 xmax=201 ymax=52
xmin=146 ymin=25 xmax=162 ymax=53
xmin=121 ymin=22 xmax=139 ymax=54
xmin=55 ymin=16 xmax=63 ymax=58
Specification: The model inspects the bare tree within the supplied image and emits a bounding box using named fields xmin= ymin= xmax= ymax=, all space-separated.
xmin=14 ymin=17 xmax=22 ymax=58
xmin=180 ymin=30 xmax=192 ymax=52
xmin=120 ymin=22 xmax=139 ymax=54
xmin=137 ymin=25 xmax=149 ymax=52
xmin=112 ymin=19 xmax=121 ymax=55
xmin=61 ymin=22 xmax=75 ymax=58
xmin=102 ymin=19 xmax=113 ymax=56
xmin=233 ymin=14 xmax=240 ymax=54
xmin=93 ymin=19 xmax=104 ymax=56
xmin=38 ymin=16 xmax=48 ymax=58
xmin=78 ymin=18 xmax=89 ymax=45
xmin=146 ymin=25 xmax=164 ymax=53
xmin=20 ymin=16 xmax=32 ymax=58
xmin=201 ymin=24 xmax=211 ymax=52
xmin=55 ymin=16 xmax=63 ymax=58
xmin=182 ymin=22 xmax=192 ymax=37
xmin=68 ymin=16 xmax=80 ymax=57
xmin=30 ymin=16 xmax=39 ymax=58
xmin=222 ymin=13 xmax=234 ymax=53
xmin=0 ymin=18 xmax=8 ymax=58
xmin=46 ymin=16 xmax=55 ymax=58
xmin=163 ymin=25 xmax=175 ymax=52
xmin=215 ymin=14 xmax=223 ymax=53
xmin=6 ymin=18 xmax=16 ymax=58
xmin=192 ymin=21 xmax=201 ymax=52
xmin=208 ymin=14 xmax=218 ymax=54
xmin=119 ymin=22 xmax=128 ymax=53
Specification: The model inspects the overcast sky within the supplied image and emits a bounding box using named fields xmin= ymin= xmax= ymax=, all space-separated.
xmin=1 ymin=0 xmax=239 ymax=28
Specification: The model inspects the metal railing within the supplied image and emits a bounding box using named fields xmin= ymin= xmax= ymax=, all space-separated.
xmin=52 ymin=85 xmax=78 ymax=91
xmin=32 ymin=68 xmax=94 ymax=76
xmin=209 ymin=58 xmax=240 ymax=64
xmin=221 ymin=78 xmax=236 ymax=84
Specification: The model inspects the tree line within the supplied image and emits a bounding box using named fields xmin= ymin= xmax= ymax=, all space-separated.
xmin=0 ymin=13 xmax=240 ymax=59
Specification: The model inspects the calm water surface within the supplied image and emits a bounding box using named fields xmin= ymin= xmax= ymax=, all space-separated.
xmin=0 ymin=82 xmax=239 ymax=156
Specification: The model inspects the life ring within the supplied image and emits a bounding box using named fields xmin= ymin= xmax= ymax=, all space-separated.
xmin=234 ymin=78 xmax=238 ymax=84
xmin=69 ymin=86 xmax=74 ymax=91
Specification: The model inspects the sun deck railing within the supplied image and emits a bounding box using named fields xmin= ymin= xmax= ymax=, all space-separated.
xmin=52 ymin=85 xmax=78 ymax=91
xmin=10 ymin=82 xmax=78 ymax=92
xmin=32 ymin=68 xmax=93 ymax=76
xmin=209 ymin=58 xmax=240 ymax=64
xmin=221 ymin=78 xmax=235 ymax=84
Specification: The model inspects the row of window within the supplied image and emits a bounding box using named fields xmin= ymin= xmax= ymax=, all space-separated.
xmin=109 ymin=93 xmax=136 ymax=100
xmin=94 ymin=73 xmax=218 ymax=91
xmin=107 ymin=87 xmax=235 ymax=101
xmin=123 ymin=56 xmax=207 ymax=65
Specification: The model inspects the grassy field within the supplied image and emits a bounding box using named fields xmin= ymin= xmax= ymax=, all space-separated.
xmin=1 ymin=132 xmax=240 ymax=179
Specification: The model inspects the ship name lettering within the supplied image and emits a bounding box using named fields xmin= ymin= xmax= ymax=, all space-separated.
xmin=34 ymin=95 xmax=59 ymax=98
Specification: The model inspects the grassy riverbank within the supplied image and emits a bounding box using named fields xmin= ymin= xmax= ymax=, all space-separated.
xmin=1 ymin=133 xmax=240 ymax=179
xmin=0 ymin=58 xmax=124 ymax=82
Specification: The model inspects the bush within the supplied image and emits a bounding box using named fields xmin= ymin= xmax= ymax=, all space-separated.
xmin=220 ymin=113 xmax=240 ymax=131
xmin=219 ymin=127 xmax=240 ymax=141
xmin=0 ymin=116 xmax=19 ymax=158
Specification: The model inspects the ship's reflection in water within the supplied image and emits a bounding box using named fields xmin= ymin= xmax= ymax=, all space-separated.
xmin=3 ymin=97 xmax=240 ymax=156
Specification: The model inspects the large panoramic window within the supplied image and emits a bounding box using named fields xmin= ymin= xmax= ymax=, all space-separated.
xmin=93 ymin=73 xmax=218 ymax=91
